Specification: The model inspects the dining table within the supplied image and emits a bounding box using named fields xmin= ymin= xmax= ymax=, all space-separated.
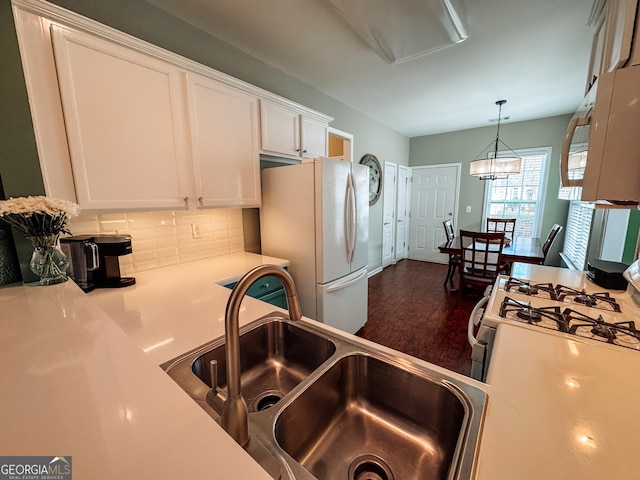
xmin=438 ymin=235 xmax=545 ymax=289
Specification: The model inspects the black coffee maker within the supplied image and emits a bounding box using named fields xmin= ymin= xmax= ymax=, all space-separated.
xmin=61 ymin=234 xmax=135 ymax=291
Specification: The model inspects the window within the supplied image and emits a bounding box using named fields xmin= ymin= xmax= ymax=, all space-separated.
xmin=561 ymin=201 xmax=594 ymax=270
xmin=483 ymin=147 xmax=550 ymax=238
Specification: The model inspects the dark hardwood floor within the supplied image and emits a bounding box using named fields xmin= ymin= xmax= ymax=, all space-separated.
xmin=356 ymin=259 xmax=485 ymax=377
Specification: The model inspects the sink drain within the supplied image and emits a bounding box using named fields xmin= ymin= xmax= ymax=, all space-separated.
xmin=253 ymin=390 xmax=284 ymax=411
xmin=348 ymin=454 xmax=394 ymax=480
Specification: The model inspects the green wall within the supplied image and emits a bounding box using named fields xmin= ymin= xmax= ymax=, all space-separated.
xmin=409 ymin=114 xmax=573 ymax=266
xmin=0 ymin=0 xmax=46 ymax=282
xmin=2 ymin=0 xmax=409 ymax=273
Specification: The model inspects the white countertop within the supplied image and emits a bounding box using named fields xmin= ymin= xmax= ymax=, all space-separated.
xmin=0 ymin=252 xmax=287 ymax=480
xmin=477 ymin=323 xmax=640 ymax=480
xmin=88 ymin=251 xmax=290 ymax=365
xmin=3 ymin=254 xmax=637 ymax=479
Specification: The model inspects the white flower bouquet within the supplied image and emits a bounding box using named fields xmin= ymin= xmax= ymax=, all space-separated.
xmin=0 ymin=196 xmax=80 ymax=285
xmin=0 ymin=196 xmax=80 ymax=240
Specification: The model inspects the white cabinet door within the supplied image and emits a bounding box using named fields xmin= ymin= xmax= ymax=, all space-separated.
xmin=300 ymin=115 xmax=327 ymax=158
xmin=51 ymin=26 xmax=192 ymax=211
xmin=185 ymin=73 xmax=261 ymax=207
xmin=259 ymin=100 xmax=300 ymax=157
xmin=602 ymin=0 xmax=638 ymax=72
xmin=260 ymin=99 xmax=328 ymax=159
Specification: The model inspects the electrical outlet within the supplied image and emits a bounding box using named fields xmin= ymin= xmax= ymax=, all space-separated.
xmin=191 ymin=223 xmax=203 ymax=239
xmin=466 ymin=206 xmax=472 ymax=213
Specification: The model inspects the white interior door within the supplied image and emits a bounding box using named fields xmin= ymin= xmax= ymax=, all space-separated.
xmin=409 ymin=164 xmax=460 ymax=263
xmin=395 ymin=165 xmax=411 ymax=261
xmin=382 ymin=162 xmax=397 ymax=268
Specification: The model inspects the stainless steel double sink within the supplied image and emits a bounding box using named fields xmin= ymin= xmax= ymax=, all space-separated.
xmin=162 ymin=314 xmax=486 ymax=480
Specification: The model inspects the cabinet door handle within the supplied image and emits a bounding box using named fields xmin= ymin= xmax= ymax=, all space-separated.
xmin=198 ymin=196 xmax=204 ymax=207
xmin=302 ymin=149 xmax=307 ymax=153
xmin=184 ymin=197 xmax=190 ymax=208
xmin=560 ymin=116 xmax=589 ymax=188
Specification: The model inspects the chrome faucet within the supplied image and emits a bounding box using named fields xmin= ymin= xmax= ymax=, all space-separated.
xmin=221 ymin=264 xmax=302 ymax=446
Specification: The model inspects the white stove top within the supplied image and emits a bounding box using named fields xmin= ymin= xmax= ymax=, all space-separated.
xmin=483 ymin=264 xmax=640 ymax=352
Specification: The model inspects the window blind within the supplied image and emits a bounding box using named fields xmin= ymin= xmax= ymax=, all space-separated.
xmin=562 ymin=201 xmax=594 ymax=269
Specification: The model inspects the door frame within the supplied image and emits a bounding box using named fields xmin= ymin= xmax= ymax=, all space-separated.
xmin=382 ymin=161 xmax=397 ymax=268
xmin=395 ymin=165 xmax=411 ymax=261
xmin=408 ymin=162 xmax=461 ymax=263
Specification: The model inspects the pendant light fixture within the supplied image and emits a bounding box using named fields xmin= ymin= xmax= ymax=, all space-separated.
xmin=469 ymin=100 xmax=522 ymax=180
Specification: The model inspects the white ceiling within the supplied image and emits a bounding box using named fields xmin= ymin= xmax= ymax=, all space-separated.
xmin=147 ymin=0 xmax=595 ymax=137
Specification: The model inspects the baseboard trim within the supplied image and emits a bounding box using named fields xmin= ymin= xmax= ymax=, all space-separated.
xmin=368 ymin=267 xmax=383 ymax=278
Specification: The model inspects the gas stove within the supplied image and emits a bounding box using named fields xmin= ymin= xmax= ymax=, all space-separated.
xmin=469 ymin=264 xmax=640 ymax=382
xmin=485 ymin=269 xmax=640 ymax=351
xmin=503 ymin=277 xmax=622 ymax=312
xmin=470 ymin=263 xmax=640 ymax=382
xmin=498 ymin=295 xmax=640 ymax=350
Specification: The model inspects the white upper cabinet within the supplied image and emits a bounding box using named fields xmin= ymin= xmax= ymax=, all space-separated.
xmin=300 ymin=116 xmax=329 ymax=159
xmin=260 ymin=99 xmax=329 ymax=159
xmin=14 ymin=1 xmax=334 ymax=211
xmin=51 ymin=26 xmax=193 ymax=211
xmin=185 ymin=73 xmax=260 ymax=208
xmin=586 ymin=0 xmax=639 ymax=91
xmin=601 ymin=0 xmax=639 ymax=72
xmin=259 ymin=100 xmax=300 ymax=157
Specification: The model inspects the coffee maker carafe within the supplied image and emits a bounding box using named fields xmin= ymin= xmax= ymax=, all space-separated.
xmin=61 ymin=234 xmax=135 ymax=291
xmin=60 ymin=235 xmax=100 ymax=292
xmin=92 ymin=235 xmax=136 ymax=288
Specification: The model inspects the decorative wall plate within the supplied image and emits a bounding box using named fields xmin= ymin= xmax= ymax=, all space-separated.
xmin=360 ymin=154 xmax=382 ymax=205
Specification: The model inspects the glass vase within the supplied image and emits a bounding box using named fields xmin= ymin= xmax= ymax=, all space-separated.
xmin=28 ymin=234 xmax=69 ymax=286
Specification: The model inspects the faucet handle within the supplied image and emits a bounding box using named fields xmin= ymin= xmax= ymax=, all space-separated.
xmin=209 ymin=359 xmax=218 ymax=389
xmin=206 ymin=359 xmax=227 ymax=414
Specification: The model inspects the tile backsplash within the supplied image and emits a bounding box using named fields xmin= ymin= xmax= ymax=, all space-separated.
xmin=67 ymin=209 xmax=245 ymax=276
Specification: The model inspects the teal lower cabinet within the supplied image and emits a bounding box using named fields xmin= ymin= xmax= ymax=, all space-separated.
xmin=223 ymin=274 xmax=287 ymax=309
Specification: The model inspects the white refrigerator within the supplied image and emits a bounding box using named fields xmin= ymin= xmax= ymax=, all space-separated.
xmin=261 ymin=157 xmax=369 ymax=334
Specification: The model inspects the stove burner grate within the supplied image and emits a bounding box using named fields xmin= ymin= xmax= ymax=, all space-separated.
xmin=555 ymin=285 xmax=621 ymax=312
xmin=564 ymin=309 xmax=640 ymax=348
xmin=516 ymin=309 xmax=542 ymax=322
xmin=504 ymin=278 xmax=558 ymax=300
xmin=573 ymin=294 xmax=597 ymax=308
xmin=499 ymin=297 xmax=566 ymax=330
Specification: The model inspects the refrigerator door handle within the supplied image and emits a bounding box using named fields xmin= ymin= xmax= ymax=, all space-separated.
xmin=326 ymin=268 xmax=367 ymax=293
xmin=345 ymin=173 xmax=353 ymax=263
xmin=348 ymin=172 xmax=357 ymax=264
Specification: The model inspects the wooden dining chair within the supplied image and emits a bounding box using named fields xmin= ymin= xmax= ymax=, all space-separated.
xmin=442 ymin=219 xmax=461 ymax=288
xmin=458 ymin=230 xmax=505 ymax=297
xmin=540 ymin=224 xmax=563 ymax=264
xmin=486 ymin=218 xmax=516 ymax=240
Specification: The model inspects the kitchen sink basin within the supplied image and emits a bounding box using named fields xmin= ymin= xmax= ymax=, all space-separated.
xmin=163 ymin=317 xmax=336 ymax=415
xmin=275 ymin=353 xmax=469 ymax=480
xmin=194 ymin=318 xmax=335 ymax=412
xmin=163 ymin=314 xmax=486 ymax=480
